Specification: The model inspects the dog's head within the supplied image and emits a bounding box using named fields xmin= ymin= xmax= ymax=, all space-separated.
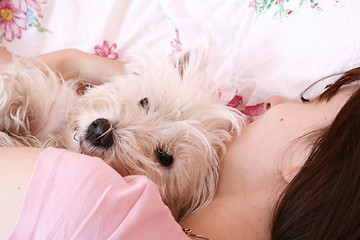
xmin=65 ymin=49 xmax=245 ymax=220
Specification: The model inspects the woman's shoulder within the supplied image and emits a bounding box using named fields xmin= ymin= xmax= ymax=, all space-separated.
xmin=5 ymin=147 xmax=189 ymax=240
xmin=0 ymin=147 xmax=44 ymax=240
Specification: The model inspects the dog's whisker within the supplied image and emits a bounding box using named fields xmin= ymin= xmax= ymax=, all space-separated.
xmin=95 ymin=123 xmax=114 ymax=140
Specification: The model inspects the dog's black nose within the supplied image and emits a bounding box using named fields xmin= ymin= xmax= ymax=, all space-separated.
xmin=86 ymin=118 xmax=114 ymax=148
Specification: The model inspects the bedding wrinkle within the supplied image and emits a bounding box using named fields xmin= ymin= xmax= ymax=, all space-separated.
xmin=109 ymin=1 xmax=169 ymax=53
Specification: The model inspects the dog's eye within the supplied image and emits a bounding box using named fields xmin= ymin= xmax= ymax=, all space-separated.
xmin=139 ymin=98 xmax=149 ymax=108
xmin=156 ymin=148 xmax=174 ymax=167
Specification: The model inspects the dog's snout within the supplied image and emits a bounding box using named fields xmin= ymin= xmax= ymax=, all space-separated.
xmin=86 ymin=118 xmax=114 ymax=148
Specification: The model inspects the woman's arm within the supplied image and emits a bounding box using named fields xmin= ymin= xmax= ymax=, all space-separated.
xmin=32 ymin=49 xmax=126 ymax=84
xmin=0 ymin=47 xmax=13 ymax=65
xmin=0 ymin=47 xmax=126 ymax=85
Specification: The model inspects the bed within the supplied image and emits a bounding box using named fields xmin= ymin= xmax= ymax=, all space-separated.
xmin=2 ymin=0 xmax=360 ymax=107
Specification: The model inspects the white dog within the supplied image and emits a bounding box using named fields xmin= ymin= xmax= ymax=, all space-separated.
xmin=0 ymin=49 xmax=245 ymax=220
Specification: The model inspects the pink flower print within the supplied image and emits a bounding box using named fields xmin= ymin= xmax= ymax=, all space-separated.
xmin=94 ymin=40 xmax=119 ymax=60
xmin=26 ymin=0 xmax=47 ymax=12
xmin=227 ymin=95 xmax=244 ymax=109
xmin=276 ymin=0 xmax=284 ymax=3
xmin=241 ymin=103 xmax=264 ymax=117
xmin=311 ymin=2 xmax=321 ymax=10
xmin=12 ymin=0 xmax=46 ymax=13
xmin=0 ymin=0 xmax=27 ymax=42
xmin=227 ymin=94 xmax=264 ymax=117
xmin=170 ymin=28 xmax=182 ymax=54
xmin=248 ymin=0 xmax=256 ymax=7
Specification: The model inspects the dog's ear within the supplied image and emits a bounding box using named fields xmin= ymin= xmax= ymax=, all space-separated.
xmin=75 ymin=81 xmax=95 ymax=95
xmin=173 ymin=51 xmax=190 ymax=78
xmin=172 ymin=36 xmax=211 ymax=80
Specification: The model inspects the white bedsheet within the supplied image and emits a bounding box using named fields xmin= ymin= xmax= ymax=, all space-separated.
xmin=2 ymin=0 xmax=360 ymax=105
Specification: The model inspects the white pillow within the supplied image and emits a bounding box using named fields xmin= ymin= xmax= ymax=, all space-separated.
xmin=161 ymin=0 xmax=360 ymax=104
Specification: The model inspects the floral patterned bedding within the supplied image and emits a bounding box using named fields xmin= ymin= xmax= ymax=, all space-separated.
xmin=1 ymin=0 xmax=359 ymax=109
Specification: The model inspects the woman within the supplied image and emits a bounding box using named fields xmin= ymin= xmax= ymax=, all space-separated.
xmin=181 ymin=67 xmax=360 ymax=239
xmin=1 ymin=48 xmax=359 ymax=239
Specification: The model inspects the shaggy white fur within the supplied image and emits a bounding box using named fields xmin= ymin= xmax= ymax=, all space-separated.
xmin=0 ymin=49 xmax=245 ymax=221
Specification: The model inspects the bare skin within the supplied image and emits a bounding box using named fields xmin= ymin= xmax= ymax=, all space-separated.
xmin=0 ymin=47 xmax=126 ymax=83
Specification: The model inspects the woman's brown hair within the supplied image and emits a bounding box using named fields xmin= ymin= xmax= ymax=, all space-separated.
xmin=271 ymin=67 xmax=360 ymax=240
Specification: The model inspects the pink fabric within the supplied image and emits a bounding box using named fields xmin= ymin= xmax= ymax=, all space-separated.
xmin=8 ymin=148 xmax=189 ymax=240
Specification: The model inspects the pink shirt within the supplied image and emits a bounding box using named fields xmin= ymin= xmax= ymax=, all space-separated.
xmin=9 ymin=148 xmax=190 ymax=240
